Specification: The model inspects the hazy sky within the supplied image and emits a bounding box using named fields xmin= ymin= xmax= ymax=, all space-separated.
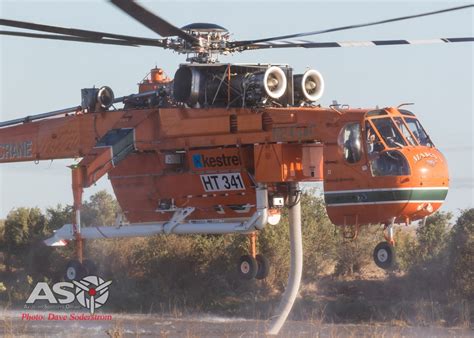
xmin=0 ymin=1 xmax=473 ymax=219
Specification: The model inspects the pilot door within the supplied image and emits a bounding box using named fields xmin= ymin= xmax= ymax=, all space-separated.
xmin=323 ymin=118 xmax=374 ymax=226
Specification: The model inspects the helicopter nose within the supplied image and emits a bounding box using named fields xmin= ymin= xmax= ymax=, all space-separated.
xmin=405 ymin=147 xmax=449 ymax=219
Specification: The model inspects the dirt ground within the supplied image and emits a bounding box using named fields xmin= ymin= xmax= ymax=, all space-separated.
xmin=2 ymin=311 xmax=473 ymax=337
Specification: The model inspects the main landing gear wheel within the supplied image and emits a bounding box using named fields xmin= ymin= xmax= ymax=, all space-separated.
xmin=238 ymin=255 xmax=258 ymax=280
xmin=255 ymin=254 xmax=270 ymax=280
xmin=373 ymin=241 xmax=395 ymax=270
xmin=65 ymin=259 xmax=86 ymax=281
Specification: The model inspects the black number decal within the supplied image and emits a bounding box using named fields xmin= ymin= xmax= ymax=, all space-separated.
xmin=230 ymin=175 xmax=238 ymax=189
xmin=236 ymin=175 xmax=244 ymax=188
xmin=222 ymin=175 xmax=231 ymax=189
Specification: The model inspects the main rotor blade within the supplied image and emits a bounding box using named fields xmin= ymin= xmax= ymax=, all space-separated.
xmin=232 ymin=4 xmax=474 ymax=48
xmin=110 ymin=0 xmax=199 ymax=45
xmin=0 ymin=30 xmax=142 ymax=46
xmin=245 ymin=37 xmax=474 ymax=50
xmin=0 ymin=18 xmax=163 ymax=46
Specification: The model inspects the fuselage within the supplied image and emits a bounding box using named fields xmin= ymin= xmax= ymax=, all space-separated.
xmin=0 ymin=104 xmax=448 ymax=227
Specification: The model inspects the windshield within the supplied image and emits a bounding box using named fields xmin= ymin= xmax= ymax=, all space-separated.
xmin=371 ymin=118 xmax=407 ymax=148
xmin=404 ymin=117 xmax=433 ymax=147
xmin=394 ymin=117 xmax=416 ymax=145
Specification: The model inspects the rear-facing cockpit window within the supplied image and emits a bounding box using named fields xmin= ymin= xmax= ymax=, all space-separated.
xmin=370 ymin=150 xmax=411 ymax=176
xmin=404 ymin=117 xmax=433 ymax=147
xmin=338 ymin=122 xmax=362 ymax=163
xmin=371 ymin=118 xmax=407 ymax=148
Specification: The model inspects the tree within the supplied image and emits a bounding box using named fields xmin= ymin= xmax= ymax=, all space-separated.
xmin=0 ymin=219 xmax=5 ymax=250
xmin=3 ymin=208 xmax=46 ymax=272
xmin=46 ymin=204 xmax=73 ymax=232
xmin=300 ymin=194 xmax=339 ymax=278
xmin=81 ymin=190 xmax=120 ymax=226
xmin=448 ymin=208 xmax=474 ymax=298
xmin=394 ymin=227 xmax=418 ymax=271
xmin=415 ymin=211 xmax=452 ymax=262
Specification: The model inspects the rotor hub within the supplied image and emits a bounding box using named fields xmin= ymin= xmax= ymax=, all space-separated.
xmin=175 ymin=23 xmax=231 ymax=63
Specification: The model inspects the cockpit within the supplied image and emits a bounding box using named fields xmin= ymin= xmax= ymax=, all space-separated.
xmin=338 ymin=109 xmax=434 ymax=177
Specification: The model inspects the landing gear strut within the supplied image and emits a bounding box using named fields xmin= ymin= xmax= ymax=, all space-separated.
xmin=238 ymin=232 xmax=270 ymax=280
xmin=373 ymin=218 xmax=396 ymax=270
xmin=64 ymin=166 xmax=99 ymax=281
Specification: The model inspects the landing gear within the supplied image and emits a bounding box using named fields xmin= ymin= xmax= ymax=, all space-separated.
xmin=255 ymin=254 xmax=270 ymax=280
xmin=373 ymin=217 xmax=396 ymax=270
xmin=65 ymin=259 xmax=98 ymax=281
xmin=65 ymin=260 xmax=86 ymax=281
xmin=373 ymin=241 xmax=395 ymax=269
xmin=237 ymin=232 xmax=270 ymax=280
xmin=238 ymin=255 xmax=258 ymax=279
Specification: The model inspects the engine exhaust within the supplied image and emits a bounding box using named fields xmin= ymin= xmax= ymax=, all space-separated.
xmin=294 ymin=69 xmax=324 ymax=103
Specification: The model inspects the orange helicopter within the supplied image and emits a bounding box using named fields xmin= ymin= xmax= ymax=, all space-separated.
xmin=0 ymin=1 xmax=471 ymax=334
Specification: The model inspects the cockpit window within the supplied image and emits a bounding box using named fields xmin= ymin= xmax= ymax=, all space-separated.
xmin=399 ymin=109 xmax=415 ymax=116
xmin=370 ymin=150 xmax=411 ymax=176
xmin=338 ymin=122 xmax=362 ymax=163
xmin=371 ymin=118 xmax=407 ymax=148
xmin=366 ymin=121 xmax=384 ymax=155
xmin=394 ymin=117 xmax=416 ymax=145
xmin=404 ymin=117 xmax=433 ymax=147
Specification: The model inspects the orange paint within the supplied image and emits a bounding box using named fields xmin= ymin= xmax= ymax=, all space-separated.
xmin=0 ymin=97 xmax=448 ymax=228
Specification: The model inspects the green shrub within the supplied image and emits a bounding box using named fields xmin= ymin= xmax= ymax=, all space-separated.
xmin=448 ymin=209 xmax=474 ymax=299
xmin=394 ymin=227 xmax=417 ymax=271
xmin=415 ymin=211 xmax=452 ymax=263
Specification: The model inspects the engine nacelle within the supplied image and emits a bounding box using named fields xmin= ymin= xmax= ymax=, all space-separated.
xmin=293 ymin=69 xmax=324 ymax=103
xmin=81 ymin=86 xmax=115 ymax=112
xmin=246 ymin=66 xmax=287 ymax=100
xmin=173 ymin=64 xmax=290 ymax=107
xmin=173 ymin=66 xmax=203 ymax=106
xmin=97 ymin=86 xmax=115 ymax=109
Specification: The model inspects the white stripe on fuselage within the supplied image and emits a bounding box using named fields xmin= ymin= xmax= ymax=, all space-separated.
xmin=324 ymin=187 xmax=448 ymax=195
xmin=326 ymin=200 xmax=443 ymax=207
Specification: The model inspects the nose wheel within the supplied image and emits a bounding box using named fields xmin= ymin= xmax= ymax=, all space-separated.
xmin=237 ymin=232 xmax=270 ymax=280
xmin=372 ymin=218 xmax=397 ymax=270
xmin=373 ymin=241 xmax=395 ymax=269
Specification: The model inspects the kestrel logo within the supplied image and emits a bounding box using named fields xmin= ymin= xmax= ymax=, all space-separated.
xmin=192 ymin=154 xmax=204 ymax=168
xmin=26 ymin=275 xmax=112 ymax=315
xmin=192 ymin=153 xmax=241 ymax=169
